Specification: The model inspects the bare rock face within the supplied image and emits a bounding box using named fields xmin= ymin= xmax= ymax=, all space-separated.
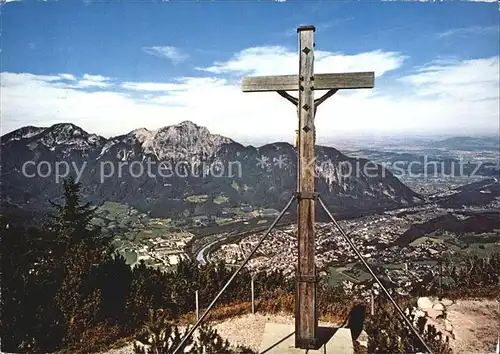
xmin=417 ymin=297 xmax=448 ymax=319
xmin=441 ymin=299 xmax=454 ymax=307
xmin=98 ymin=120 xmax=234 ymax=162
xmin=414 ymin=296 xmax=455 ymax=340
xmin=433 ymin=302 xmax=445 ymax=311
xmin=426 ymin=308 xmax=444 ymax=320
xmin=417 ymin=297 xmax=434 ymax=310
xmin=129 ymin=121 xmax=234 ymax=161
xmin=444 ymin=318 xmax=454 ymax=333
xmin=356 ymin=330 xmax=369 ymax=348
xmin=414 ymin=308 xmax=427 ymax=319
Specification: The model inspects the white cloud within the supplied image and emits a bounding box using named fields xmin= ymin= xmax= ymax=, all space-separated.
xmin=58 ymin=73 xmax=77 ymax=81
xmin=82 ymin=74 xmax=110 ymax=82
xmin=18 ymin=73 xmax=113 ymax=88
xmin=122 ymin=81 xmax=187 ymax=92
xmin=1 ymin=47 xmax=498 ymax=143
xmin=121 ymin=77 xmax=224 ymax=94
xmin=439 ymin=25 xmax=500 ymax=39
xmin=399 ymin=57 xmax=499 ymax=101
xmin=196 ymin=46 xmax=405 ymax=78
xmin=73 ymin=74 xmax=112 ymax=88
xmin=317 ymin=18 xmax=354 ymax=30
xmin=142 ymin=46 xmax=189 ymax=64
xmin=1 ymin=73 xmax=62 ymax=86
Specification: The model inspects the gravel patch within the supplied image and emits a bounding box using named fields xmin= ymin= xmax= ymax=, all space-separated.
xmin=96 ymin=343 xmax=135 ymax=354
xmin=98 ymin=314 xmax=341 ymax=353
xmin=213 ymin=313 xmax=340 ymax=352
xmin=446 ymin=299 xmax=500 ymax=354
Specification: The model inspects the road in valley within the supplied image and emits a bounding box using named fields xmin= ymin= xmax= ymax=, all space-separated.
xmin=196 ymin=239 xmax=224 ymax=265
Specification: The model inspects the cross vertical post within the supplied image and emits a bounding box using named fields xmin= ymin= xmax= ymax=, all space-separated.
xmin=241 ymin=24 xmax=374 ymax=350
xmin=295 ymin=25 xmax=317 ymax=349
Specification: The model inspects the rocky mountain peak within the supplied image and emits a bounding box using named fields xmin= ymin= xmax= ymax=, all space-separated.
xmin=36 ymin=123 xmax=106 ymax=150
xmin=128 ymin=128 xmax=153 ymax=143
xmin=1 ymin=126 xmax=47 ymax=145
xmin=177 ymin=120 xmax=200 ymax=128
xmin=154 ymin=120 xmax=212 ymax=137
xmin=121 ymin=120 xmax=234 ymax=161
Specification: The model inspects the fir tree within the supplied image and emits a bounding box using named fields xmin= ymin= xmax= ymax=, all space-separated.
xmin=48 ymin=176 xmax=101 ymax=249
xmin=47 ymin=177 xmax=110 ymax=345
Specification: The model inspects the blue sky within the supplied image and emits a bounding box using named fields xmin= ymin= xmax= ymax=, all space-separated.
xmin=1 ymin=0 xmax=499 ymax=143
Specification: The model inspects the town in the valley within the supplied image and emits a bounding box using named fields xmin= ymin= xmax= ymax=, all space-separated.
xmin=100 ymin=150 xmax=500 ymax=297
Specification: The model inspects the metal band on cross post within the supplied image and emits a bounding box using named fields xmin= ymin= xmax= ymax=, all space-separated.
xmin=241 ymin=25 xmax=374 ymax=349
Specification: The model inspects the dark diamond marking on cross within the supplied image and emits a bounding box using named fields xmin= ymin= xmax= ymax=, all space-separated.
xmin=299 ymin=85 xmax=304 ymax=91
xmin=302 ymin=47 xmax=310 ymax=55
xmin=302 ymin=104 xmax=310 ymax=111
xmin=303 ymin=126 xmax=311 ymax=133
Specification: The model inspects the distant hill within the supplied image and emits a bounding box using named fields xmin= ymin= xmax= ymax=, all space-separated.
xmin=437 ymin=178 xmax=500 ymax=208
xmin=395 ymin=211 xmax=500 ymax=246
xmin=430 ymin=136 xmax=499 ymax=151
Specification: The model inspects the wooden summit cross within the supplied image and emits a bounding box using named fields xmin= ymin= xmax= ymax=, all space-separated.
xmin=241 ymin=25 xmax=375 ymax=349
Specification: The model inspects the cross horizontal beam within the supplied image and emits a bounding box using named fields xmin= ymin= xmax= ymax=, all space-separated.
xmin=241 ymin=72 xmax=374 ymax=92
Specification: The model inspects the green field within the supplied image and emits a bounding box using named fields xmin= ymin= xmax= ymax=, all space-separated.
xmin=150 ymin=219 xmax=171 ymax=228
xmin=135 ymin=230 xmax=153 ymax=241
xmin=122 ymin=250 xmax=138 ymax=265
xmin=327 ymin=260 xmax=441 ymax=285
xmin=460 ymin=243 xmax=500 ymax=255
xmin=409 ymin=230 xmax=500 ymax=256
xmin=185 ymin=195 xmax=208 ymax=203
xmin=328 ymin=267 xmax=360 ymax=284
xmin=231 ymin=181 xmax=251 ymax=192
xmin=90 ymin=218 xmax=106 ymax=227
xmin=410 ymin=236 xmax=444 ymax=246
xmin=213 ymin=195 xmax=229 ymax=204
xmin=327 ymin=263 xmax=371 ymax=285
xmin=216 ymin=217 xmax=234 ymax=226
xmin=101 ymin=201 xmax=129 ymax=216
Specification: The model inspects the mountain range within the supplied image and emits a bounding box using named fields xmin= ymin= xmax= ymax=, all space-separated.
xmin=1 ymin=121 xmax=423 ymax=221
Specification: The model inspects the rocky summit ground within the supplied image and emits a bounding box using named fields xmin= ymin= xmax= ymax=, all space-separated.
xmin=448 ymin=300 xmax=499 ymax=354
xmin=97 ymin=313 xmax=343 ymax=354
xmin=414 ymin=297 xmax=499 ymax=354
xmin=99 ymin=300 xmax=499 ymax=354
xmin=450 ymin=300 xmax=500 ymax=354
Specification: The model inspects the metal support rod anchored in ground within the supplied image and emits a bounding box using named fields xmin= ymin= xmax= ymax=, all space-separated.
xmin=317 ymin=196 xmax=434 ymax=354
xmin=172 ymin=194 xmax=296 ymax=354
